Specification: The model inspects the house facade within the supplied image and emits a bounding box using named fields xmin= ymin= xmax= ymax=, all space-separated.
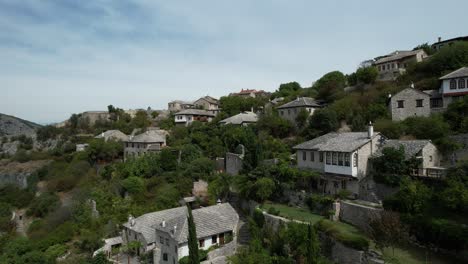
xmin=174 ymin=109 xmax=215 ymax=126
xmin=193 ymin=96 xmax=220 ymax=115
xmin=276 ymin=97 xmax=322 ymax=125
xmin=95 ymin=130 xmax=128 ymax=142
xmin=124 ymin=130 xmax=167 ymax=160
xmin=374 ymin=139 xmax=445 ymax=178
xmin=431 ymin=36 xmax=468 ymax=51
xmin=293 ymin=124 xmax=383 ymax=196
xmin=168 ymin=101 xmax=194 ymax=113
xmin=117 ymin=203 xmax=239 ymax=263
xmin=374 ymin=50 xmax=427 ymax=81
xmin=389 ymin=87 xmax=431 ymax=121
xmin=229 ymin=89 xmax=270 ymax=98
xmin=439 ymin=67 xmax=468 ymax=106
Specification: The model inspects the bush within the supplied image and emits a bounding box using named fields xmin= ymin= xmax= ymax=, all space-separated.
xmin=253 ymin=208 xmax=265 ymax=228
xmin=317 ymin=220 xmax=369 ymax=250
xmin=267 ymin=207 xmax=280 ymax=216
xmin=26 ymin=193 xmax=60 ymax=218
xmin=307 ymin=194 xmax=334 ymax=215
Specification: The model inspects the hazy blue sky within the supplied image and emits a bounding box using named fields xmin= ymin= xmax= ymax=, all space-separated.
xmin=1 ymin=0 xmax=467 ymax=124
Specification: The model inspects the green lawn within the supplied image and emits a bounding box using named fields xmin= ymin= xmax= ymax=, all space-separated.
xmin=260 ymin=203 xmax=324 ymax=224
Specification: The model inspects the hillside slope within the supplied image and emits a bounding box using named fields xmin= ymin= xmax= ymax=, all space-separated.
xmin=0 ymin=113 xmax=41 ymax=137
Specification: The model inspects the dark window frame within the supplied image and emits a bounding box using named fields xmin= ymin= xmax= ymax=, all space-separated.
xmin=450 ymin=79 xmax=457 ymax=90
xmin=416 ymin=99 xmax=423 ymax=107
xmin=397 ymin=100 xmax=404 ymax=108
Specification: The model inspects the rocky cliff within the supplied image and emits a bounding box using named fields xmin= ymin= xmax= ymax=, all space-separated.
xmin=0 ymin=113 xmax=41 ymax=137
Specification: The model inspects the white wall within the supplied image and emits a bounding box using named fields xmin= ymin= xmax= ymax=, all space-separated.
xmin=296 ymin=150 xmax=325 ymax=171
xmin=441 ymin=78 xmax=468 ymax=95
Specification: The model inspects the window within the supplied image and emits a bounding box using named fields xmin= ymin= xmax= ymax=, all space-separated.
xmin=163 ymin=253 xmax=168 ymax=261
xmin=132 ymin=143 xmax=135 ymax=148
xmin=459 ymin=79 xmax=466 ymax=89
xmin=429 ymin=155 xmax=433 ymax=162
xmin=430 ymin=98 xmax=443 ymax=108
xmin=165 ymin=238 xmax=169 ymax=245
xmin=332 ymin=152 xmax=338 ymax=165
xmin=333 ymin=181 xmax=339 ymax=188
xmin=416 ymin=99 xmax=423 ymax=107
xmin=397 ymin=100 xmax=404 ymax=108
xmin=341 ymin=180 xmax=347 ymax=189
xmin=344 ymin=153 xmax=350 ymax=166
xmin=353 ymin=153 xmax=358 ymax=167
xmin=450 ymin=79 xmax=457 ymax=89
xmin=302 ymin=151 xmax=307 ymax=161
xmin=212 ymin=235 xmax=217 ymax=244
xmin=326 ymin=152 xmax=331 ymax=164
xmin=160 ymin=236 xmax=164 ymax=244
xmin=377 ymin=65 xmax=381 ymax=71
xmin=199 ymin=239 xmax=205 ymax=248
xmin=134 ymin=232 xmax=137 ymax=239
xmin=338 ymin=153 xmax=343 ymax=166
xmin=288 ymin=109 xmax=291 ymax=115
xmin=319 ymin=152 xmax=324 ymax=162
xmin=280 ymin=110 xmax=284 ymax=116
xmin=294 ymin=108 xmax=297 ymax=114
xmin=310 ymin=151 xmax=315 ymax=162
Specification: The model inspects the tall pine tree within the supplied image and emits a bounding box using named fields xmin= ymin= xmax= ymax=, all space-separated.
xmin=307 ymin=224 xmax=320 ymax=264
xmin=187 ymin=205 xmax=200 ymax=264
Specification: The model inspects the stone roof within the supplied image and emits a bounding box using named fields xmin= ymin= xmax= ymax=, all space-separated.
xmin=373 ymin=139 xmax=431 ymax=159
xmin=169 ymin=100 xmax=194 ymax=105
xmin=123 ymin=203 xmax=239 ymax=244
xmin=374 ymin=50 xmax=424 ymax=64
xmin=219 ymin=112 xmax=258 ymax=125
xmin=195 ymin=96 xmax=219 ymax=105
xmin=423 ymin=89 xmax=443 ymax=98
xmin=393 ymin=87 xmax=431 ymax=98
xmin=127 ymin=130 xmax=167 ymax=143
xmin=277 ymin=97 xmax=321 ymax=109
xmin=175 ymin=109 xmax=216 ymax=117
xmin=439 ymin=67 xmax=468 ymax=80
xmin=293 ymin=132 xmax=381 ymax=152
xmin=95 ymin=130 xmax=128 ymax=141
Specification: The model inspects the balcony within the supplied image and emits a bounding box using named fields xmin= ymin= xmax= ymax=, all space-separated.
xmin=411 ymin=167 xmax=447 ymax=179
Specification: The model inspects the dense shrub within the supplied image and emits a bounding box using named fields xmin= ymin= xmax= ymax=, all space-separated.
xmin=26 ymin=193 xmax=60 ymax=218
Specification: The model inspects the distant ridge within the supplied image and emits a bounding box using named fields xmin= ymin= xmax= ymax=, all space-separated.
xmin=0 ymin=113 xmax=42 ymax=137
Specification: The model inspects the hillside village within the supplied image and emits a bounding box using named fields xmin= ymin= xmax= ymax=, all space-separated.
xmin=1 ymin=36 xmax=468 ymax=264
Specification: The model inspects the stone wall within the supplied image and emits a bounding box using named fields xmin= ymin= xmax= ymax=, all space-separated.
xmin=339 ymin=200 xmax=382 ymax=231
xmin=225 ymin=153 xmax=243 ymax=176
xmin=0 ymin=160 xmax=50 ymax=189
xmin=204 ymin=240 xmax=237 ymax=262
xmin=390 ymin=88 xmax=430 ymax=121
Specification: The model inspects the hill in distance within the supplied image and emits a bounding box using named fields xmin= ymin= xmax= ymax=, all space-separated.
xmin=0 ymin=113 xmax=42 ymax=137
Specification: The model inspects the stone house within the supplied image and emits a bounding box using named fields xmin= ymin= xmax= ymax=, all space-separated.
xmin=168 ymin=100 xmax=194 ymax=113
xmin=293 ymin=124 xmax=383 ymax=196
xmin=174 ymin=109 xmax=215 ymax=126
xmin=229 ymin=89 xmax=270 ymax=98
xmin=80 ymin=111 xmax=111 ymax=125
xmin=219 ymin=112 xmax=258 ymax=126
xmin=76 ymin=143 xmax=89 ymax=152
xmin=374 ymin=139 xmax=445 ymax=178
xmin=124 ymin=130 xmax=167 ymax=160
xmin=431 ymin=35 xmax=468 ymax=51
xmin=389 ymin=87 xmax=431 ymax=121
xmin=193 ymin=96 xmax=220 ymax=115
xmin=374 ymin=49 xmax=427 ymax=81
xmin=276 ymin=97 xmax=322 ymax=125
xmin=118 ymin=203 xmax=239 ymax=263
xmin=94 ymin=130 xmax=128 ymax=142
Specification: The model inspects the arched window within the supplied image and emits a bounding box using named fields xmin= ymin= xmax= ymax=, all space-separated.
xmin=459 ymin=79 xmax=466 ymax=89
xmin=450 ymin=79 xmax=457 ymax=89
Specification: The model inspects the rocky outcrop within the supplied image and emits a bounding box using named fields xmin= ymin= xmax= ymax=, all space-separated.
xmin=0 ymin=160 xmax=51 ymax=189
xmin=0 ymin=113 xmax=40 ymax=137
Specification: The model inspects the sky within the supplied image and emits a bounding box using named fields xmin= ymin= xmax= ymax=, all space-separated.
xmin=1 ymin=0 xmax=467 ymax=124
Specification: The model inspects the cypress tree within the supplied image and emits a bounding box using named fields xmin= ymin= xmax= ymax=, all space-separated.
xmin=307 ymin=224 xmax=320 ymax=264
xmin=187 ymin=205 xmax=200 ymax=264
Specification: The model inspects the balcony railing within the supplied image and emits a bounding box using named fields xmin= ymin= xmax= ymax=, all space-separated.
xmin=411 ymin=167 xmax=447 ymax=179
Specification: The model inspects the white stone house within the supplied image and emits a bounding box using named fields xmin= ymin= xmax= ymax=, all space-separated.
xmin=174 ymin=109 xmax=215 ymax=126
xmin=374 ymin=139 xmax=446 ymax=178
xmin=374 ymin=50 xmax=427 ymax=81
xmin=389 ymin=87 xmax=431 ymax=121
xmin=293 ymin=124 xmax=384 ymax=196
xmin=124 ymin=130 xmax=167 ymax=160
xmin=219 ymin=112 xmax=258 ymax=126
xmin=276 ymin=97 xmax=322 ymax=125
xmin=438 ymin=67 xmax=468 ymax=106
xmin=120 ymin=203 xmax=239 ymax=263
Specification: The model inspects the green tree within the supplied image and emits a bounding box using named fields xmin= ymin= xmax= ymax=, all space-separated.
xmin=121 ymin=177 xmax=145 ymax=195
xmin=295 ymin=109 xmax=310 ymax=130
xmin=306 ymin=108 xmax=339 ymax=138
xmin=187 ymin=205 xmax=199 ymax=264
xmin=254 ymin=177 xmax=275 ymax=202
xmin=356 ymin=66 xmax=378 ymax=84
xmin=306 ymin=224 xmax=320 ymax=264
xmin=369 ymin=211 xmax=408 ymax=257
xmin=315 ymin=71 xmax=346 ymax=102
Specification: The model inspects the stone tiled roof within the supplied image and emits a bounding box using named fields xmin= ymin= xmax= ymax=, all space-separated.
xmin=423 ymin=89 xmax=442 ymax=98
xmin=123 ymin=203 xmax=239 ymax=244
xmin=393 ymin=87 xmax=431 ymax=98
xmin=219 ymin=112 xmax=258 ymax=125
xmin=293 ymin=132 xmax=381 ymax=152
xmin=95 ymin=130 xmax=128 ymax=141
xmin=175 ymin=109 xmax=216 ymax=117
xmin=276 ymin=97 xmax=321 ymax=109
xmin=373 ymin=139 xmax=431 ymax=159
xmin=374 ymin=50 xmax=423 ymax=64
xmin=169 ymin=100 xmax=194 ymax=105
xmin=439 ymin=67 xmax=468 ymax=80
xmin=195 ymin=96 xmax=219 ymax=105
xmin=127 ymin=130 xmax=167 ymax=143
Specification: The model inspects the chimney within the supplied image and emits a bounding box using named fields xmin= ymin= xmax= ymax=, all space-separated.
xmin=368 ymin=121 xmax=374 ymax=138
xmin=217 ymin=199 xmax=222 ymax=205
xmin=388 ymin=93 xmax=392 ymax=99
xmin=162 ymin=220 xmax=166 ymax=228
xmin=251 ymin=107 xmax=254 ymax=113
xmin=438 ymin=36 xmax=442 ymax=42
